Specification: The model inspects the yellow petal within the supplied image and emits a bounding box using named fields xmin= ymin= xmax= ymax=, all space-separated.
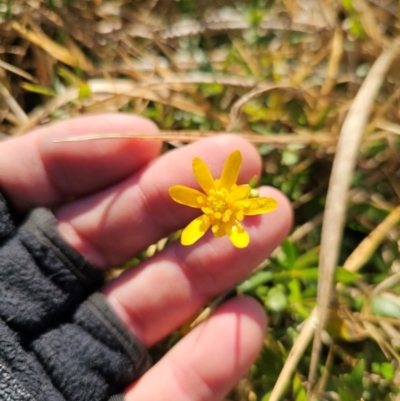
xmin=181 ymin=215 xmax=211 ymax=246
xmin=169 ymin=185 xmax=206 ymax=208
xmin=229 ymin=184 xmax=251 ymax=202
xmin=227 ymin=221 xmax=249 ymax=248
xmin=220 ymin=150 xmax=242 ymax=190
xmin=241 ymin=197 xmax=278 ymax=215
xmin=192 ymin=157 xmax=215 ymax=195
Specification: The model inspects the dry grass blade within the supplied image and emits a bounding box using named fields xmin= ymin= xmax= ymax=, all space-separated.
xmin=288 ymin=213 xmax=324 ymax=244
xmin=53 ymin=130 xmax=334 ymax=146
xmin=134 ymin=73 xmax=261 ymax=88
xmin=352 ymin=0 xmax=389 ymax=47
xmin=320 ymin=26 xmax=343 ymax=96
xmin=10 ymin=21 xmax=92 ymax=70
xmin=0 ymin=82 xmax=29 ymax=123
xmin=363 ymin=321 xmax=400 ymax=363
xmin=79 ymin=79 xmax=229 ymax=124
xmin=228 ymin=82 xmax=293 ymax=130
xmin=372 ymin=272 xmax=400 ymax=296
xmin=376 ymin=120 xmax=400 ymax=136
xmin=15 ymin=88 xmax=79 ymax=134
xmin=158 ymin=14 xmax=317 ymax=40
xmin=0 ymin=59 xmax=37 ymax=82
xmin=345 ymin=205 xmax=400 ymax=273
xmin=307 ymin=41 xmax=400 ymax=395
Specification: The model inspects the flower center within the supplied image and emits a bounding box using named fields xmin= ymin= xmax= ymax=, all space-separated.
xmin=199 ymin=189 xmax=236 ymax=225
xmin=206 ymin=189 xmax=230 ymax=216
xmin=211 ymin=197 xmax=228 ymax=213
xmin=196 ymin=187 xmax=248 ymax=238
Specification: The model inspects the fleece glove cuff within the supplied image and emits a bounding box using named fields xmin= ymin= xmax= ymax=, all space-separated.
xmin=0 ymin=193 xmax=151 ymax=401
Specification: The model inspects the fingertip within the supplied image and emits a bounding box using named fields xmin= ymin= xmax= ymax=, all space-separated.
xmin=175 ymin=295 xmax=268 ymax=397
xmin=164 ymin=134 xmax=262 ymax=186
xmin=215 ymin=295 xmax=268 ymax=333
xmin=206 ymin=134 xmax=262 ymax=182
xmin=258 ymin=186 xmax=294 ymax=238
xmin=124 ymin=296 xmax=267 ymax=401
xmin=207 ymin=296 xmax=268 ymax=355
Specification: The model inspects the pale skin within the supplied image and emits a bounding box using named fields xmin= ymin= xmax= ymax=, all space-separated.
xmin=0 ymin=113 xmax=293 ymax=401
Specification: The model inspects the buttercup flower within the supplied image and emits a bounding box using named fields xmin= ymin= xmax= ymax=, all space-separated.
xmin=168 ymin=150 xmax=278 ymax=248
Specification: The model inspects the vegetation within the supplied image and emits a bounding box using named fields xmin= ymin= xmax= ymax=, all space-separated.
xmin=1 ymin=0 xmax=400 ymax=399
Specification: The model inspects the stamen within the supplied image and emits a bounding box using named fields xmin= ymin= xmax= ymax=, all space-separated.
xmin=202 ymin=215 xmax=210 ymax=225
xmin=222 ymin=210 xmax=232 ymax=222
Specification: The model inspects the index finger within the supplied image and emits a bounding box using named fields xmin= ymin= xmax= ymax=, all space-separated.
xmin=0 ymin=113 xmax=161 ymax=211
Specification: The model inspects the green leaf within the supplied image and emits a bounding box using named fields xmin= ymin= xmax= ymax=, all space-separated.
xmin=274 ymin=267 xmax=359 ymax=284
xmin=293 ymin=374 xmax=307 ymax=401
xmin=334 ymin=267 xmax=360 ymax=284
xmin=237 ymin=271 xmax=273 ymax=293
xmin=292 ymin=268 xmax=318 ymax=280
xmin=338 ymin=359 xmax=365 ymax=401
xmin=282 ymin=150 xmax=300 ymax=166
xmin=280 ymin=238 xmax=297 ymax=269
xmin=372 ymin=362 xmax=396 ymax=382
xmin=372 ymin=295 xmax=400 ymax=318
xmin=349 ymin=16 xmax=365 ymax=39
xmin=288 ymin=279 xmax=302 ymax=303
xmin=255 ymin=285 xmax=269 ymax=298
xmin=265 ymin=286 xmax=288 ymax=312
xmin=20 ymin=82 xmax=56 ymax=96
xmin=293 ymin=247 xmax=319 ymax=270
xmin=248 ymin=175 xmax=258 ymax=189
xmin=341 ymin=0 xmax=353 ymax=10
xmin=78 ymin=83 xmax=91 ymax=99
xmin=57 ymin=67 xmax=76 ymax=85
xmin=380 ymin=363 xmax=395 ymax=381
xmin=291 ymin=302 xmax=311 ymax=319
xmin=199 ymin=83 xmax=223 ymax=96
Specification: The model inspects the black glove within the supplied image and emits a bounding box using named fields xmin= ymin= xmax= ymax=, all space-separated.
xmin=0 ymin=192 xmax=151 ymax=401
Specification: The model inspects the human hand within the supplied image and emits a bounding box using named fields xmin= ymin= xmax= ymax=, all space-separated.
xmin=0 ymin=113 xmax=292 ymax=401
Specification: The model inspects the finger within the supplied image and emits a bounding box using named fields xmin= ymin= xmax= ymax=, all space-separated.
xmin=104 ymin=186 xmax=292 ymax=346
xmin=55 ymin=135 xmax=262 ymax=267
xmin=125 ymin=297 xmax=266 ymax=401
xmin=0 ymin=113 xmax=160 ymax=211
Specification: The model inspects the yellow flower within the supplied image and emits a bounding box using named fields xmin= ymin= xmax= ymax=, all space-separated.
xmin=168 ymin=150 xmax=278 ymax=248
